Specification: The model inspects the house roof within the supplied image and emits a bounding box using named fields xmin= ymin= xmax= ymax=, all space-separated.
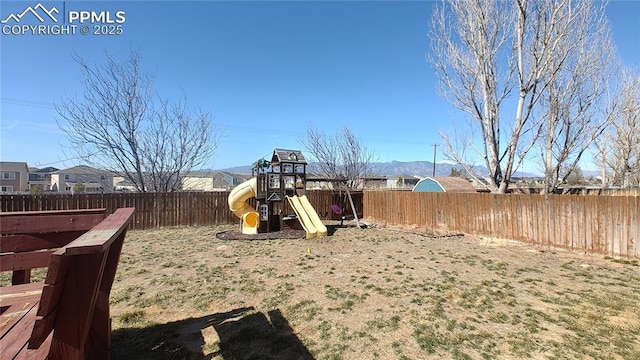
xmin=184 ymin=171 xmax=250 ymax=181
xmin=29 ymin=166 xmax=59 ymax=173
xmin=184 ymin=170 xmax=220 ymax=178
xmin=389 ymin=174 xmax=422 ymax=180
xmin=270 ymin=148 xmax=307 ymax=165
xmin=114 ymin=178 xmax=136 ymax=187
xmin=53 ymin=165 xmax=110 ymax=175
xmin=413 ymin=177 xmax=476 ymax=193
xmin=0 ymin=162 xmax=29 ymax=172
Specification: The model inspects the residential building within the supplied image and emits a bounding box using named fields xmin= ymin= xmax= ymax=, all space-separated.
xmin=51 ymin=165 xmax=114 ymax=193
xmin=112 ymin=173 xmax=172 ymax=192
xmin=182 ymin=171 xmax=250 ymax=191
xmin=385 ymin=175 xmax=421 ymax=189
xmin=28 ymin=166 xmax=58 ymax=191
xmin=0 ymin=162 xmax=29 ymax=193
xmin=306 ymin=176 xmax=333 ymax=190
xmin=306 ymin=175 xmax=388 ymax=190
xmin=113 ymin=176 xmax=139 ymax=192
xmin=362 ymin=176 xmax=388 ymax=189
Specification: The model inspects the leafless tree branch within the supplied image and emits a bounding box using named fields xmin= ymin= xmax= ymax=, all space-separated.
xmin=56 ymin=51 xmax=219 ymax=192
xmin=429 ymin=0 xmax=614 ymax=193
xmin=301 ymin=124 xmax=377 ymax=190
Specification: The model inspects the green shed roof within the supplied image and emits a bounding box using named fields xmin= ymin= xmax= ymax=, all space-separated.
xmin=412 ymin=177 xmax=476 ymax=193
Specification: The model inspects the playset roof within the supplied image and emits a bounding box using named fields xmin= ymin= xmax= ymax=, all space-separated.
xmin=270 ymin=148 xmax=307 ymax=165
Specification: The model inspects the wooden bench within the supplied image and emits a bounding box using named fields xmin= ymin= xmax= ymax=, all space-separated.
xmin=1 ymin=209 xmax=109 ymax=285
xmin=0 ymin=207 xmax=135 ymax=359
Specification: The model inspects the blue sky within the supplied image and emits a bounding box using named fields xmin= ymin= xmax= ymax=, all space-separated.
xmin=1 ymin=1 xmax=639 ymax=171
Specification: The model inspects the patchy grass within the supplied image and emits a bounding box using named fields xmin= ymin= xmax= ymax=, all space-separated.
xmin=2 ymin=222 xmax=639 ymax=359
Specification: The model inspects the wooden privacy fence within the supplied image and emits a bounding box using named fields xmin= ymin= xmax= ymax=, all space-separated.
xmin=5 ymin=190 xmax=636 ymax=259
xmin=510 ymin=187 xmax=640 ymax=196
xmin=1 ymin=192 xmax=233 ymax=230
xmin=364 ymin=191 xmax=639 ymax=259
xmin=0 ymin=191 xmax=363 ymax=231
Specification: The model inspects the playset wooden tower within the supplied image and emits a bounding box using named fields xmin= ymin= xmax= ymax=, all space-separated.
xmin=253 ymin=148 xmax=308 ymax=232
xmin=228 ymin=148 xmax=327 ymax=237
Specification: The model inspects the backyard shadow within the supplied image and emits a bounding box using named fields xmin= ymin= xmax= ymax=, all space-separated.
xmin=211 ymin=307 xmax=315 ymax=360
xmin=326 ymin=225 xmax=338 ymax=236
xmin=111 ymin=307 xmax=315 ymax=360
xmin=326 ymin=222 xmax=365 ymax=235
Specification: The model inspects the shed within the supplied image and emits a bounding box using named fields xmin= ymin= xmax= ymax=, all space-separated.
xmin=412 ymin=177 xmax=476 ymax=193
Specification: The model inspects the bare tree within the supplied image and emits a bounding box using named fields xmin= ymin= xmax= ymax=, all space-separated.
xmin=537 ymin=1 xmax=614 ymax=193
xmin=301 ymin=124 xmax=377 ymax=190
xmin=429 ymin=0 xmax=613 ymax=193
xmin=596 ymin=67 xmax=640 ymax=187
xmin=57 ymin=51 xmax=218 ymax=192
xmin=431 ymin=0 xmax=514 ymax=192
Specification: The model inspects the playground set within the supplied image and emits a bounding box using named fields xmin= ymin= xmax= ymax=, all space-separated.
xmin=227 ymin=148 xmax=328 ymax=238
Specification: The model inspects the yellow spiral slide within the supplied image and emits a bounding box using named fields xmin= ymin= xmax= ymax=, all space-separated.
xmin=227 ymin=177 xmax=260 ymax=234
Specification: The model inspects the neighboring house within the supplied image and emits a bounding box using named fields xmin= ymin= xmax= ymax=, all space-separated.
xmin=306 ymin=174 xmax=334 ymax=190
xmin=182 ymin=171 xmax=250 ymax=191
xmin=0 ymin=162 xmax=29 ymax=193
xmin=113 ymin=173 xmax=179 ymax=192
xmin=112 ymin=176 xmax=139 ymax=192
xmin=386 ymin=175 xmax=421 ymax=189
xmin=50 ymin=165 xmax=114 ymax=193
xmin=306 ymin=175 xmax=388 ymax=190
xmin=28 ymin=166 xmax=58 ymax=191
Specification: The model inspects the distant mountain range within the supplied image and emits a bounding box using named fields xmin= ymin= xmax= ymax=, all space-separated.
xmin=368 ymin=160 xmax=470 ymax=178
xmin=215 ymin=160 xmax=542 ymax=178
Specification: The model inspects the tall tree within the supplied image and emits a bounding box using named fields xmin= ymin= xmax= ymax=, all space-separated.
xmin=429 ymin=0 xmax=614 ymax=193
xmin=596 ymin=67 xmax=640 ymax=187
xmin=430 ymin=0 xmax=513 ymax=192
xmin=537 ymin=1 xmax=614 ymax=193
xmin=301 ymin=124 xmax=377 ymax=190
xmin=57 ymin=51 xmax=218 ymax=192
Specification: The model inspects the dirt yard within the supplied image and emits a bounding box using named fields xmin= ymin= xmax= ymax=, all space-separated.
xmin=104 ymin=221 xmax=640 ymax=359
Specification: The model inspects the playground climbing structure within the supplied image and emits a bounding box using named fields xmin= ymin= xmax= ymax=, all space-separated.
xmin=227 ymin=148 xmax=327 ymax=237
